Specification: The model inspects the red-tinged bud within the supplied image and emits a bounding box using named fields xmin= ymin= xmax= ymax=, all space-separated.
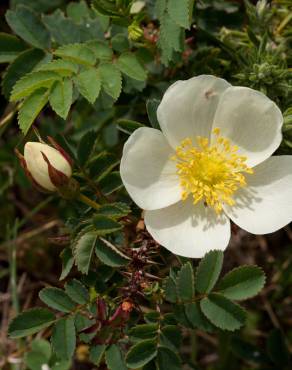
xmin=41 ymin=151 xmax=70 ymax=188
xmin=109 ymin=301 xmax=133 ymax=327
xmin=15 ymin=148 xmax=50 ymax=193
xmin=47 ymin=136 xmax=73 ymax=167
xmin=97 ymin=298 xmax=107 ymax=322
xmin=82 ymin=321 xmax=102 ymax=334
xmin=108 ymin=306 xmax=124 ymax=327
xmin=19 ymin=141 xmax=72 ymax=192
xmin=121 ymin=300 xmax=134 ymax=312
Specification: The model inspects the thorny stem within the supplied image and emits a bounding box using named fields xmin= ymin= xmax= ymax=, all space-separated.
xmin=78 ymin=193 xmax=101 ymax=211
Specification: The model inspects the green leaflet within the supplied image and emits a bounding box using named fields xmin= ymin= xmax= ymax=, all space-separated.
xmin=59 ymin=248 xmax=74 ymax=281
xmin=5 ymin=5 xmax=51 ymax=49
xmin=217 ymin=265 xmax=266 ymax=300
xmin=105 ymin=345 xmax=127 ymax=370
xmin=116 ymin=52 xmax=147 ymax=81
xmin=196 ymin=250 xmax=224 ymax=294
xmin=73 ymin=230 xmax=98 ymax=274
xmin=126 ymin=339 xmax=157 ymax=369
xmin=88 ymin=152 xmax=119 ymax=181
xmin=51 ymin=317 xmax=76 ymax=360
xmin=90 ymin=345 xmax=106 ymax=366
xmin=75 ymin=67 xmax=101 ymax=104
xmin=184 ymin=302 xmax=214 ymax=332
xmin=177 ymin=262 xmax=194 ymax=302
xmin=39 ymin=287 xmax=76 ymax=313
xmin=0 ymin=32 xmax=27 ymax=63
xmin=95 ymin=202 xmax=130 ymax=219
xmin=49 ymin=78 xmax=73 ymax=119
xmin=77 ymin=130 xmax=98 ymax=166
xmin=54 ymin=43 xmax=96 ymax=66
xmin=1 ymin=48 xmax=45 ymax=99
xmin=164 ymin=276 xmax=177 ymax=303
xmin=64 ymin=279 xmax=89 ymax=305
xmin=95 ymin=237 xmax=129 ymax=267
xmin=157 ymin=346 xmax=181 ymax=370
xmin=129 ymin=324 xmax=159 ymax=341
xmin=146 ymin=99 xmax=160 ymax=129
xmin=92 ymin=215 xmax=122 ymax=235
xmin=200 ymin=293 xmax=246 ymax=331
xmin=8 ymin=308 xmax=55 ymax=338
xmin=11 ymin=70 xmax=61 ymax=101
xmin=167 ymin=0 xmax=194 ymax=29
xmin=98 ymin=63 xmax=122 ymax=100
xmin=18 ymin=88 xmax=49 ymax=135
xmin=156 ymin=0 xmax=184 ymax=65
xmin=25 ymin=339 xmax=51 ymax=370
xmin=38 ymin=59 xmax=79 ymax=76
xmin=98 ymin=171 xmax=123 ymax=195
xmin=86 ymin=40 xmax=113 ymax=61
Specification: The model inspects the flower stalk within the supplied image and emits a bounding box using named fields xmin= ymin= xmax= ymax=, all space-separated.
xmin=78 ymin=193 xmax=101 ymax=210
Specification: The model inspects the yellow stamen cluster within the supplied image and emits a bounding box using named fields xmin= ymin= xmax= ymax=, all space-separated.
xmin=172 ymin=128 xmax=253 ymax=213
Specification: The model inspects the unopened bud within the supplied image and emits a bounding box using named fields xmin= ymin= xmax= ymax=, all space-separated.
xmin=109 ymin=301 xmax=133 ymax=327
xmin=130 ymin=1 xmax=145 ymax=14
xmin=128 ymin=22 xmax=144 ymax=41
xmin=22 ymin=142 xmax=72 ymax=192
xmin=121 ymin=300 xmax=134 ymax=312
xmin=97 ymin=298 xmax=107 ymax=322
xmin=256 ymin=0 xmax=268 ymax=17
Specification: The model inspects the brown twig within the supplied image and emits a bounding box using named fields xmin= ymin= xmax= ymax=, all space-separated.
xmin=0 ymin=220 xmax=61 ymax=250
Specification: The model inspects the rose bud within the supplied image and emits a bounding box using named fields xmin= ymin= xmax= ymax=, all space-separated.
xmin=108 ymin=300 xmax=133 ymax=327
xmin=18 ymin=141 xmax=72 ymax=192
xmin=96 ymin=298 xmax=107 ymax=323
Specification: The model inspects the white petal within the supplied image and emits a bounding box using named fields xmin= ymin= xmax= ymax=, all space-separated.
xmin=120 ymin=127 xmax=181 ymax=210
xmin=145 ymin=199 xmax=230 ymax=258
xmin=224 ymin=156 xmax=292 ymax=234
xmin=24 ymin=142 xmax=72 ymax=191
xmin=157 ymin=75 xmax=231 ymax=148
xmin=212 ymin=86 xmax=283 ymax=167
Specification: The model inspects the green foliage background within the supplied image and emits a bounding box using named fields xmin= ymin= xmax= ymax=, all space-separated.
xmin=0 ymin=0 xmax=291 ymax=369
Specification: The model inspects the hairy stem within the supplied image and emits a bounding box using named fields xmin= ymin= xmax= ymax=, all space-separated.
xmin=78 ymin=193 xmax=101 ymax=211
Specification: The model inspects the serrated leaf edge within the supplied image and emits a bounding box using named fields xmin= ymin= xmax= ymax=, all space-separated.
xmin=200 ymin=293 xmax=247 ymax=332
xmin=216 ymin=265 xmax=266 ymax=300
xmin=177 ymin=262 xmax=194 ymax=302
xmin=195 ymin=249 xmax=223 ymax=294
xmin=99 ymin=237 xmax=130 ymax=261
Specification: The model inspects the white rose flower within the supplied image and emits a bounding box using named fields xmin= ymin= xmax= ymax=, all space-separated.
xmin=120 ymin=75 xmax=292 ymax=258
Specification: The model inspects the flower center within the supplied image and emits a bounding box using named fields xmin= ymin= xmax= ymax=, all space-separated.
xmin=172 ymin=128 xmax=253 ymax=213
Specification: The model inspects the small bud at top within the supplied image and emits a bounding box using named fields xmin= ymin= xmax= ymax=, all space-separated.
xmin=121 ymin=300 xmax=134 ymax=312
xmin=130 ymin=1 xmax=145 ymax=14
xmin=256 ymin=0 xmax=268 ymax=17
xmin=128 ymin=22 xmax=144 ymax=41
